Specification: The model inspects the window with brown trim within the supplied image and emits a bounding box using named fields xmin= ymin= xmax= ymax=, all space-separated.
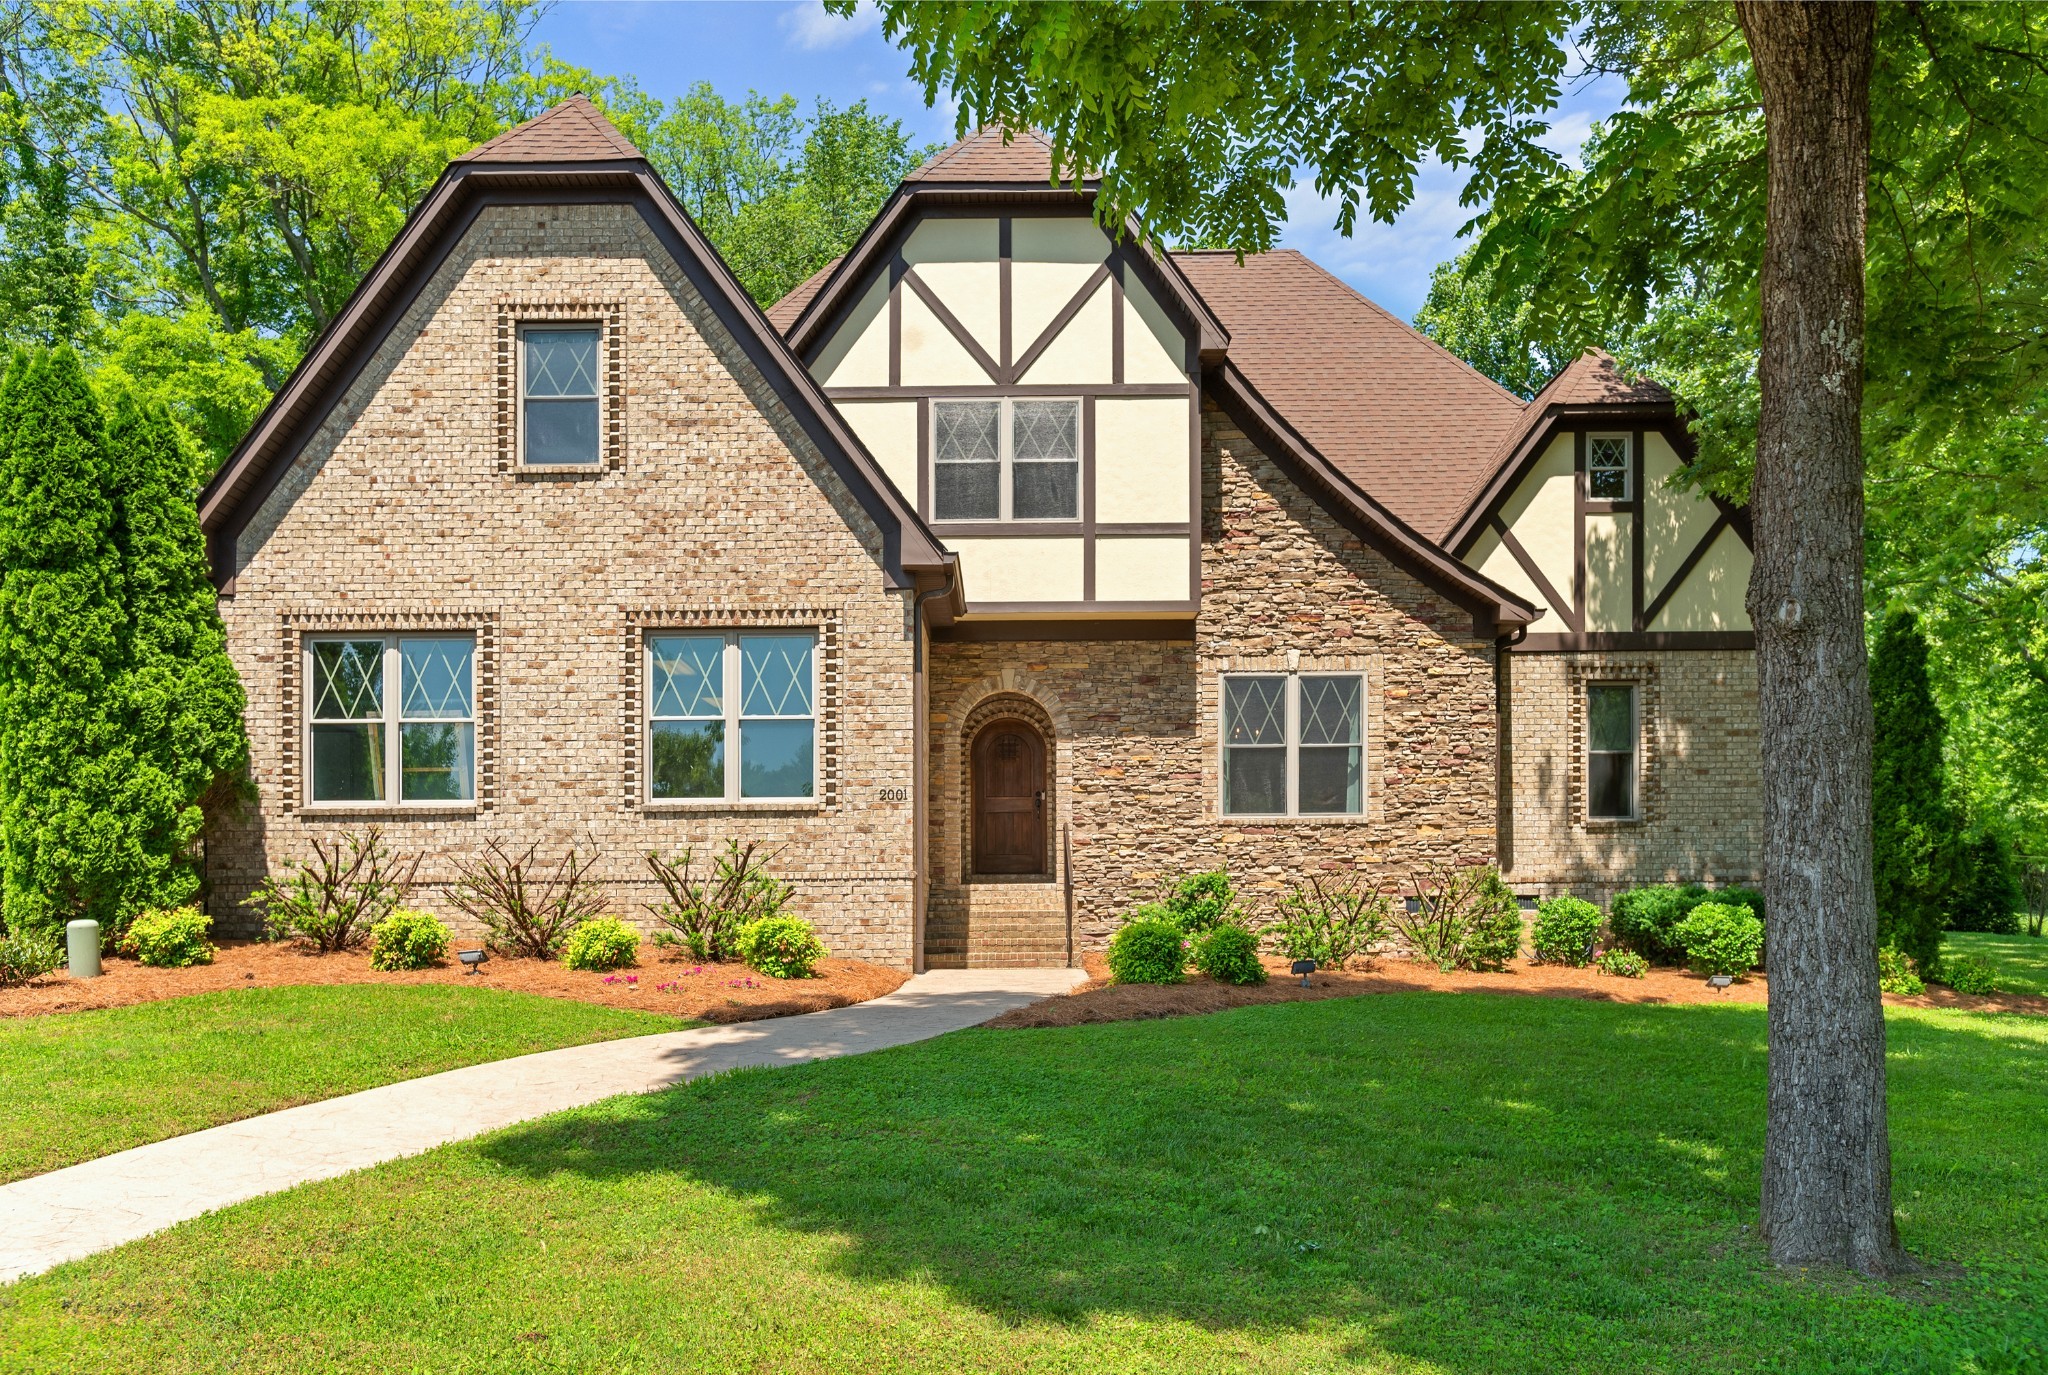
xmin=1586 ymin=682 xmax=1638 ymax=819
xmin=932 ymin=397 xmax=1079 ymax=521
xmin=1588 ymin=433 xmax=1632 ymax=500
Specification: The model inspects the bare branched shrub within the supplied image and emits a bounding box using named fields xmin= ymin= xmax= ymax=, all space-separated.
xmin=1397 ymin=861 xmax=1523 ymax=972
xmin=645 ymin=840 xmax=795 ymax=963
xmin=256 ymin=829 xmax=420 ymax=952
xmin=1263 ymin=873 xmax=1391 ymax=969
xmin=448 ymin=838 xmax=609 ymax=959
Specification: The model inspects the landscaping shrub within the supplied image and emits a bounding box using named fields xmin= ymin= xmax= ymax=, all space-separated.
xmin=367 ymin=908 xmax=452 ymax=971
xmin=1530 ymin=896 xmax=1602 ymax=966
xmin=1193 ymin=923 xmax=1266 ymax=985
xmin=1266 ymin=873 xmax=1390 ymax=969
xmin=1596 ymin=948 xmax=1647 ymax=978
xmin=1949 ymin=831 xmax=2022 ymax=934
xmin=1673 ymin=901 xmax=1764 ymax=978
xmin=562 ymin=916 xmax=640 ymax=973
xmin=448 ymin=837 xmax=607 ymax=960
xmin=646 ymin=840 xmax=795 ymax=962
xmin=1939 ymin=953 xmax=1999 ymax=996
xmin=1608 ymin=883 xmax=1709 ymax=964
xmin=1871 ymin=609 xmax=1963 ymax=973
xmin=736 ymin=915 xmax=826 ymax=979
xmin=258 ymin=829 xmax=420 ymax=952
xmin=1713 ymin=886 xmax=1767 ymax=928
xmin=117 ymin=906 xmax=215 ymax=968
xmin=1107 ymin=918 xmax=1187 ymax=985
xmin=1876 ymin=944 xmax=1924 ymax=996
xmin=1396 ymin=863 xmax=1522 ymax=972
xmin=1155 ymin=871 xmax=1243 ymax=935
xmin=0 ymin=925 xmax=60 ymax=987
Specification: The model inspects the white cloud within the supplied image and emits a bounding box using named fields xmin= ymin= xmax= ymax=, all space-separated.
xmin=1276 ymin=155 xmax=1479 ymax=321
xmin=779 ymin=0 xmax=879 ymax=52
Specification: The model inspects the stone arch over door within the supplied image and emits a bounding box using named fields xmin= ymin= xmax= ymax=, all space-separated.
xmin=954 ymin=691 xmax=1060 ymax=881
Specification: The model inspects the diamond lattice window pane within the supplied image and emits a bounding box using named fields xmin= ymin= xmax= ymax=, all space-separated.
xmin=741 ymin=635 xmax=814 ymax=717
xmin=524 ymin=328 xmax=599 ymax=398
xmin=935 ymin=401 xmax=1000 ymax=464
xmin=312 ymin=641 xmax=384 ymax=720
xmin=1223 ymin=676 xmax=1286 ymax=746
xmin=650 ymin=636 xmax=724 ymax=718
xmin=1011 ymin=400 xmax=1078 ymax=461
xmin=1299 ymin=676 xmax=1361 ymax=746
xmin=1588 ymin=435 xmax=1630 ymax=499
xmin=400 ymin=639 xmax=473 ymax=720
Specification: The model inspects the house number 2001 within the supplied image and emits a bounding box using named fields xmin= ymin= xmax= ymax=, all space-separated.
xmin=877 ymin=787 xmax=909 ymax=803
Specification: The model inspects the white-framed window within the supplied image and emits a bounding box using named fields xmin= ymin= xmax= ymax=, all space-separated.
xmin=1220 ymin=672 xmax=1364 ymax=817
xmin=520 ymin=324 xmax=602 ymax=466
xmin=1586 ymin=682 xmax=1639 ymax=819
xmin=307 ymin=636 xmax=475 ymax=805
xmin=646 ymin=630 xmax=816 ymax=803
xmin=1588 ymin=432 xmax=1631 ymax=500
xmin=932 ymin=397 xmax=1080 ymax=521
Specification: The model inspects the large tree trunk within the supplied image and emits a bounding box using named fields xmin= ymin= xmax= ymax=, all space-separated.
xmin=1735 ymin=1 xmax=1901 ymax=1276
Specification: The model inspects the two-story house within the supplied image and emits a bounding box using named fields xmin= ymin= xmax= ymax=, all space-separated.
xmin=198 ymin=99 xmax=1759 ymax=968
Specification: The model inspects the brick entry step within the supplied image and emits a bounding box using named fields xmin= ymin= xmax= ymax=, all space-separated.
xmin=925 ymin=881 xmax=1071 ymax=969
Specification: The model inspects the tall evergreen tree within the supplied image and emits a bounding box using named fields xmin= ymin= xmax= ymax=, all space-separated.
xmin=107 ymin=394 xmax=247 ymax=914
xmin=0 ymin=347 xmax=133 ymax=936
xmin=1870 ymin=609 xmax=1958 ymax=970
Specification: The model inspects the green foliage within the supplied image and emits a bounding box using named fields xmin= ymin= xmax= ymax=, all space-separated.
xmin=1871 ymin=610 xmax=1960 ymax=971
xmin=447 ymin=838 xmax=606 ymax=960
xmin=645 ymin=840 xmax=795 ymax=963
xmin=1414 ymin=241 xmax=1574 ymax=399
xmin=1396 ymin=864 xmax=1522 ymax=973
xmin=1673 ymin=902 xmax=1764 ymax=979
xmin=116 ymin=905 xmax=214 ymax=968
xmin=561 ymin=917 xmax=640 ymax=974
xmin=367 ymin=908 xmax=452 ymax=972
xmin=1266 ymin=873 xmax=1391 ymax=969
xmin=1937 ymin=953 xmax=1999 ymax=996
xmin=1462 ymin=870 xmax=1525 ymax=973
xmin=1608 ymin=884 xmax=1711 ymax=965
xmin=1146 ymin=870 xmax=1245 ymax=936
xmin=1949 ymin=831 xmax=2022 ymax=935
xmin=1192 ymin=923 xmax=1265 ymax=986
xmin=1595 ymin=948 xmax=1647 ymax=979
xmin=1876 ymin=945 xmax=1924 ymax=997
xmin=1530 ymin=896 xmax=1602 ymax=966
xmin=258 ymin=829 xmax=420 ymax=953
xmin=736 ymin=914 xmax=826 ymax=980
xmin=1106 ymin=918 xmax=1186 ymax=986
xmin=0 ymin=923 xmax=59 ymax=987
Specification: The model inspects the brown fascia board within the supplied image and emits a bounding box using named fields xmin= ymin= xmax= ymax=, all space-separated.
xmin=782 ymin=181 xmax=1228 ymax=363
xmin=1206 ymin=362 xmax=1538 ymax=634
xmin=197 ymin=159 xmax=952 ymax=597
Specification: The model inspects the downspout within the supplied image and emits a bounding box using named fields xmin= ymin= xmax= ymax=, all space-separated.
xmin=910 ymin=569 xmax=957 ymax=975
xmin=1494 ymin=621 xmax=1528 ymax=877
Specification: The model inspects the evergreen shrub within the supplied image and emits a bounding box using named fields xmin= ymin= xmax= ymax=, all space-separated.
xmin=1673 ymin=902 xmax=1764 ymax=978
xmin=1193 ymin=924 xmax=1266 ymax=985
xmin=1871 ymin=610 xmax=1961 ymax=971
xmin=367 ymin=908 xmax=452 ymax=971
xmin=117 ymin=906 xmax=214 ymax=967
xmin=1949 ymin=832 xmax=2022 ymax=934
xmin=1608 ymin=884 xmax=1710 ymax=964
xmin=1107 ymin=918 xmax=1187 ymax=985
xmin=562 ymin=917 xmax=641 ymax=972
xmin=0 ymin=925 xmax=60 ymax=986
xmin=1876 ymin=945 xmax=1924 ymax=996
xmin=1531 ymin=896 xmax=1602 ymax=965
xmin=736 ymin=914 xmax=826 ymax=979
xmin=1939 ymin=953 xmax=1998 ymax=996
xmin=1146 ymin=871 xmax=1244 ymax=935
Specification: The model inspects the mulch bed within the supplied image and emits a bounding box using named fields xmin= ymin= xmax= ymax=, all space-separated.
xmin=984 ymin=952 xmax=2048 ymax=1028
xmin=0 ymin=940 xmax=909 ymax=1025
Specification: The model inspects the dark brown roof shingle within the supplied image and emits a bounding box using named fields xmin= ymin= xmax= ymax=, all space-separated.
xmin=768 ymin=255 xmax=843 ymax=332
xmin=906 ymin=126 xmax=1066 ymax=183
xmin=458 ymin=94 xmax=643 ymax=164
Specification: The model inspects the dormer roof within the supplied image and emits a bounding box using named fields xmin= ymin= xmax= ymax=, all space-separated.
xmin=456 ymin=93 xmax=644 ymax=163
xmin=904 ymin=125 xmax=1068 ymax=184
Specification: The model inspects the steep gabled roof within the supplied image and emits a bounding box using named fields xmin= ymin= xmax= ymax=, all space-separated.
xmin=1173 ymin=249 xmax=1527 ymax=542
xmin=905 ymin=125 xmax=1063 ymax=183
xmin=768 ymin=255 xmax=841 ymax=334
xmin=457 ymin=93 xmax=643 ymax=163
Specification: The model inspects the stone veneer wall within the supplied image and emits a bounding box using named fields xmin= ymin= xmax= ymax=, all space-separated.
xmin=1499 ymin=648 xmax=1762 ymax=902
xmin=926 ymin=403 xmax=1501 ymax=949
xmin=207 ymin=202 xmax=922 ymax=965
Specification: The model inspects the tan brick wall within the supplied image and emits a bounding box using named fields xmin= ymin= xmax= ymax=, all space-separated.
xmin=1500 ymin=649 xmax=1762 ymax=902
xmin=926 ymin=404 xmax=1502 ymax=947
xmin=207 ymin=203 xmax=921 ymax=964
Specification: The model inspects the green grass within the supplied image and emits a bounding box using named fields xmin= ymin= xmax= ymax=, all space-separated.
xmin=0 ymin=985 xmax=689 ymax=1182
xmin=1947 ymin=929 xmax=2048 ymax=996
xmin=3 ymin=995 xmax=2043 ymax=1374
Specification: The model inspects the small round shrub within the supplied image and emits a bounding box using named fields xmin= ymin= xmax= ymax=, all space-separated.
xmin=118 ymin=907 xmax=215 ymax=968
xmin=562 ymin=916 xmax=641 ymax=972
xmin=0 ymin=926 xmax=61 ymax=987
xmin=1461 ymin=868 xmax=1525 ymax=972
xmin=737 ymin=915 xmax=826 ymax=979
xmin=367 ymin=908 xmax=451 ymax=971
xmin=1531 ymin=896 xmax=1603 ymax=966
xmin=1596 ymin=948 xmax=1647 ymax=979
xmin=1939 ymin=952 xmax=1998 ymax=996
xmin=1673 ymin=901 xmax=1764 ymax=978
xmin=1608 ymin=883 xmax=1709 ymax=964
xmin=1876 ymin=944 xmax=1924 ymax=996
xmin=1193 ymin=924 xmax=1266 ymax=985
xmin=1107 ymin=918 xmax=1187 ymax=985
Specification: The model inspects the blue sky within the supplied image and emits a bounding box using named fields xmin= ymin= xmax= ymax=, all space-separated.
xmin=535 ymin=1 xmax=1627 ymax=321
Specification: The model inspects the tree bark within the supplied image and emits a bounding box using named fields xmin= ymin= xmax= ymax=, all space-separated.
xmin=1735 ymin=1 xmax=1902 ymax=1276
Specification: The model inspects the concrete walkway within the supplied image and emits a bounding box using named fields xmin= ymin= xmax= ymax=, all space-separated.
xmin=0 ymin=966 xmax=1083 ymax=1284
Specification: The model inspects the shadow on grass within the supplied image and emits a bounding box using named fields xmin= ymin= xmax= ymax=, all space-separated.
xmin=473 ymin=993 xmax=2041 ymax=1373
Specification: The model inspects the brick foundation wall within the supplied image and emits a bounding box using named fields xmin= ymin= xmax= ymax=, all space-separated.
xmin=206 ymin=203 xmax=921 ymax=965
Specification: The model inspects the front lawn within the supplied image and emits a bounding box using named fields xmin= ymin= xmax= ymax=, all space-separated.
xmin=0 ymin=985 xmax=689 ymax=1182
xmin=1947 ymin=930 xmax=2048 ymax=996
xmin=3 ymin=995 xmax=2043 ymax=1373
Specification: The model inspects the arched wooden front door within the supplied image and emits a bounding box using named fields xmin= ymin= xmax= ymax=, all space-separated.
xmin=971 ymin=719 xmax=1047 ymax=875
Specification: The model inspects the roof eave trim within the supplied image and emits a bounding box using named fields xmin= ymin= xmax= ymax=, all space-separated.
xmin=1444 ymin=399 xmax=1686 ymax=555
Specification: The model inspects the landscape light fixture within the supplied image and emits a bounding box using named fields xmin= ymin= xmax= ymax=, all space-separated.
xmin=459 ymin=949 xmax=489 ymax=975
xmin=1707 ymin=973 xmax=1733 ymax=989
xmin=1291 ymin=958 xmax=1317 ymax=989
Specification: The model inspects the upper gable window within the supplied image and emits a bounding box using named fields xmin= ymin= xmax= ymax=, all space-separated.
xmin=521 ymin=326 xmax=601 ymax=466
xmin=933 ymin=397 xmax=1079 ymax=521
xmin=1588 ymin=433 xmax=1631 ymax=500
